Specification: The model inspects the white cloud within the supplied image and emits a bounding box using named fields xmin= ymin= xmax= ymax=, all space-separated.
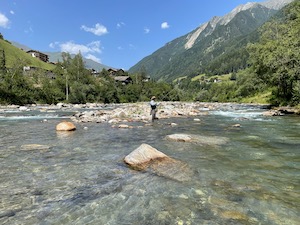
xmin=59 ymin=41 xmax=102 ymax=55
xmin=85 ymin=54 xmax=101 ymax=63
xmin=161 ymin=22 xmax=170 ymax=29
xmin=49 ymin=41 xmax=103 ymax=63
xmin=81 ymin=23 xmax=108 ymax=36
xmin=0 ymin=13 xmax=10 ymax=28
xmin=10 ymin=10 xmax=14 ymax=15
xmin=49 ymin=41 xmax=59 ymax=49
xmin=49 ymin=40 xmax=100 ymax=55
xmin=117 ymin=22 xmax=125 ymax=29
xmin=144 ymin=27 xmax=150 ymax=34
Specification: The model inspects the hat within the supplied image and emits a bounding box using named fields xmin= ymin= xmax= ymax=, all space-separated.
xmin=151 ymin=96 xmax=156 ymax=100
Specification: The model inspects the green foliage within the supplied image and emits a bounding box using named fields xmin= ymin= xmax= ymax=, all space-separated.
xmin=0 ymin=39 xmax=55 ymax=71
xmin=248 ymin=0 xmax=300 ymax=106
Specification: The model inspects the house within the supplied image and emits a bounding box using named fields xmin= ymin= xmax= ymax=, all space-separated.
xmin=114 ymin=76 xmax=132 ymax=85
xmin=26 ymin=50 xmax=49 ymax=63
xmin=23 ymin=66 xmax=56 ymax=79
xmin=108 ymin=68 xmax=125 ymax=76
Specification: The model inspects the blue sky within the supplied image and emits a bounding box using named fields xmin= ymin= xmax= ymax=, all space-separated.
xmin=0 ymin=0 xmax=264 ymax=70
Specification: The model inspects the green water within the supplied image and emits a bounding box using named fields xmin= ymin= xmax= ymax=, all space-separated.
xmin=0 ymin=106 xmax=299 ymax=224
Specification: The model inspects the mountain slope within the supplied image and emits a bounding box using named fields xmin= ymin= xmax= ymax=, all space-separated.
xmin=0 ymin=39 xmax=55 ymax=70
xmin=129 ymin=0 xmax=294 ymax=81
xmin=11 ymin=41 xmax=110 ymax=71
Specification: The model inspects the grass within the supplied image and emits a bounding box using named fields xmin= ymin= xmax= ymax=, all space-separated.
xmin=240 ymin=91 xmax=271 ymax=104
xmin=0 ymin=39 xmax=55 ymax=71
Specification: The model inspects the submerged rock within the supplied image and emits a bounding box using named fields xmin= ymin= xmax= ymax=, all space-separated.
xmin=56 ymin=121 xmax=76 ymax=131
xmin=124 ymin=143 xmax=193 ymax=181
xmin=20 ymin=144 xmax=51 ymax=151
xmin=166 ymin=133 xmax=229 ymax=145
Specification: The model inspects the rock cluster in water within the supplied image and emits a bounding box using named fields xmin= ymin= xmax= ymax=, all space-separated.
xmin=69 ymin=102 xmax=256 ymax=123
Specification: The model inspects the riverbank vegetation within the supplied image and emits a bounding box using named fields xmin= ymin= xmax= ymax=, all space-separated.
xmin=0 ymin=1 xmax=299 ymax=106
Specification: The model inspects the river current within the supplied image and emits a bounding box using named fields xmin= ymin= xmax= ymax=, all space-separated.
xmin=0 ymin=104 xmax=299 ymax=225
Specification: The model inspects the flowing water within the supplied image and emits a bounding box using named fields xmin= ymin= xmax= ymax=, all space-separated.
xmin=0 ymin=105 xmax=299 ymax=225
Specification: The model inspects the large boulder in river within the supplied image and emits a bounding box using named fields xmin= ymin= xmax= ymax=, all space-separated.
xmin=124 ymin=143 xmax=193 ymax=182
xmin=124 ymin=143 xmax=168 ymax=169
xmin=56 ymin=121 xmax=76 ymax=131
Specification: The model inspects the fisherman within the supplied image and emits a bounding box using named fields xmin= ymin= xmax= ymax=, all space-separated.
xmin=149 ymin=96 xmax=159 ymax=122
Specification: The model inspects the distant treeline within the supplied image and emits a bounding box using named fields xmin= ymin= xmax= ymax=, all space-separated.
xmin=0 ymin=1 xmax=299 ymax=106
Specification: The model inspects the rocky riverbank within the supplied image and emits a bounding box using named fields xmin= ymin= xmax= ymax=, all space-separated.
xmin=1 ymin=102 xmax=298 ymax=124
xmin=69 ymin=102 xmax=270 ymax=124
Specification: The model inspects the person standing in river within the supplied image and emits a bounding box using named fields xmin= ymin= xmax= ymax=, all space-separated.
xmin=149 ymin=96 xmax=159 ymax=122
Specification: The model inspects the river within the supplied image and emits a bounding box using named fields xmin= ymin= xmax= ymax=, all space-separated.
xmin=0 ymin=104 xmax=299 ymax=224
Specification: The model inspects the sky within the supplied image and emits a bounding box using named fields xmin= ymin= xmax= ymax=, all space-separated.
xmin=0 ymin=0 xmax=265 ymax=70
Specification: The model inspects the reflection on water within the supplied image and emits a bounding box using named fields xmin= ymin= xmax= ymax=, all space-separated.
xmin=0 ymin=106 xmax=299 ymax=224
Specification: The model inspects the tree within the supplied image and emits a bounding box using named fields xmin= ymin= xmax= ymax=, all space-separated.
xmin=248 ymin=1 xmax=300 ymax=105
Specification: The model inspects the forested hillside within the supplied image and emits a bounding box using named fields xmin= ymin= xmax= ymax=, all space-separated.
xmin=175 ymin=0 xmax=300 ymax=106
xmin=129 ymin=3 xmax=279 ymax=81
xmin=0 ymin=1 xmax=299 ymax=107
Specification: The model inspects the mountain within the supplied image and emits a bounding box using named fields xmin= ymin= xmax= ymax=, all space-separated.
xmin=44 ymin=51 xmax=110 ymax=71
xmin=0 ymin=39 xmax=55 ymax=70
xmin=129 ymin=0 xmax=294 ymax=81
xmin=11 ymin=41 xmax=110 ymax=71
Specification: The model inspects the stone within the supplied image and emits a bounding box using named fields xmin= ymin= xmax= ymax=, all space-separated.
xmin=166 ymin=134 xmax=192 ymax=142
xmin=20 ymin=144 xmax=51 ymax=151
xmin=124 ymin=144 xmax=193 ymax=181
xmin=166 ymin=133 xmax=229 ymax=145
xmin=19 ymin=106 xmax=29 ymax=111
xmin=262 ymin=110 xmax=284 ymax=116
xmin=56 ymin=121 xmax=76 ymax=131
xmin=124 ymin=143 xmax=168 ymax=168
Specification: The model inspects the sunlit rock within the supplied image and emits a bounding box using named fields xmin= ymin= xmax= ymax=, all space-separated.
xmin=56 ymin=121 xmax=76 ymax=131
xmin=118 ymin=124 xmax=130 ymax=129
xmin=166 ymin=134 xmax=193 ymax=142
xmin=262 ymin=110 xmax=284 ymax=116
xmin=124 ymin=143 xmax=168 ymax=168
xmin=166 ymin=133 xmax=229 ymax=145
xmin=20 ymin=144 xmax=51 ymax=151
xmin=19 ymin=106 xmax=29 ymax=111
xmin=124 ymin=143 xmax=193 ymax=181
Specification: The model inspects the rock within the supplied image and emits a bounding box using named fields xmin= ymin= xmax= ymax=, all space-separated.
xmin=56 ymin=102 xmax=65 ymax=108
xmin=232 ymin=123 xmax=241 ymax=127
xmin=124 ymin=143 xmax=168 ymax=168
xmin=19 ymin=106 xmax=29 ymax=111
xmin=262 ymin=110 xmax=284 ymax=116
xmin=166 ymin=133 xmax=229 ymax=145
xmin=220 ymin=210 xmax=249 ymax=221
xmin=118 ymin=124 xmax=130 ymax=129
xmin=124 ymin=144 xmax=193 ymax=181
xmin=20 ymin=144 xmax=51 ymax=151
xmin=56 ymin=121 xmax=76 ymax=131
xmin=166 ymin=134 xmax=193 ymax=142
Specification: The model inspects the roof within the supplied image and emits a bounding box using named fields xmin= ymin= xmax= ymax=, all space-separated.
xmin=114 ymin=76 xmax=132 ymax=82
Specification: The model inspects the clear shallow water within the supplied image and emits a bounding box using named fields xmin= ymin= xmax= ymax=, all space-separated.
xmin=0 ymin=106 xmax=299 ymax=225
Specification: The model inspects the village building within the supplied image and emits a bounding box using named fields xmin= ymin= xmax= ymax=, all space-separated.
xmin=114 ymin=76 xmax=133 ymax=85
xmin=26 ymin=50 xmax=49 ymax=63
xmin=108 ymin=68 xmax=125 ymax=76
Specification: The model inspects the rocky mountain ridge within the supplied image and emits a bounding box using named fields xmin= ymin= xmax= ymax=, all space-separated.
xmin=129 ymin=0 xmax=295 ymax=81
